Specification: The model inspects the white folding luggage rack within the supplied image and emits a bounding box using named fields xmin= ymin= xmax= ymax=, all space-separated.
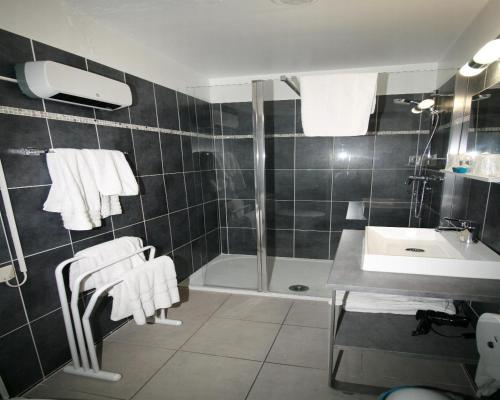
xmin=55 ymin=245 xmax=182 ymax=382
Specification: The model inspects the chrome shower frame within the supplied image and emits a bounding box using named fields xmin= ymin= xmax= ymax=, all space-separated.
xmin=252 ymin=80 xmax=268 ymax=292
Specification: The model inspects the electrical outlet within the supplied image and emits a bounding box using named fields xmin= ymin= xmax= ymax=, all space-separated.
xmin=0 ymin=264 xmax=15 ymax=283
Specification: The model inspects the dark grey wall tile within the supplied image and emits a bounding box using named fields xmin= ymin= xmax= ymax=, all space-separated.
xmin=10 ymin=186 xmax=70 ymax=255
xmin=294 ymin=230 xmax=329 ymax=259
xmin=0 ymin=326 xmax=42 ymax=396
xmin=185 ymin=172 xmax=203 ymax=207
xmin=48 ymin=120 xmax=99 ymax=149
xmin=374 ymin=134 xmax=418 ymax=169
xmin=370 ymin=202 xmax=411 ymax=227
xmin=206 ymin=229 xmax=220 ymax=262
xmin=264 ymin=100 xmax=295 ymax=134
xmin=0 ymin=114 xmax=51 ymax=187
xmin=165 ymin=173 xmax=187 ymax=212
xmin=295 ymin=170 xmax=332 ymax=201
xmin=295 ymin=137 xmax=333 ymax=169
xmin=266 ymin=170 xmax=293 ymax=200
xmin=227 ymin=227 xmax=256 ymax=255
xmin=140 ymin=175 xmax=168 ymax=219
xmin=212 ymin=103 xmax=223 ymax=136
xmin=267 ymin=229 xmax=293 ymax=257
xmin=204 ymin=201 xmax=219 ymax=232
xmin=132 ymin=130 xmax=162 ymax=175
xmin=224 ymin=138 xmax=254 ymax=169
xmin=483 ymin=183 xmax=500 ymax=254
xmin=161 ymin=134 xmax=183 ymax=173
xmin=155 ymin=84 xmax=179 ymax=130
xmin=173 ymin=243 xmax=193 ymax=282
xmin=189 ymin=204 xmax=205 ymax=239
xmin=170 ymin=209 xmax=190 ymax=250
xmin=177 ymin=93 xmax=192 ymax=132
xmin=222 ymin=102 xmax=252 ymax=135
xmin=295 ymin=201 xmax=330 ymax=231
xmin=111 ymin=195 xmax=143 ymax=229
xmin=114 ymin=222 xmax=147 ymax=243
xmin=72 ymin=232 xmax=114 ymax=254
xmin=0 ymin=271 xmax=27 ymax=336
xmin=31 ymin=309 xmax=71 ymax=375
xmin=126 ymin=74 xmax=157 ymax=127
xmin=226 ymin=199 xmax=255 ymax=228
xmin=265 ymin=137 xmax=294 ymax=170
xmin=332 ymin=170 xmax=372 ymax=201
xmin=192 ymin=236 xmax=207 ymax=271
xmin=0 ymin=30 xmax=42 ymax=110
xmin=295 ymin=100 xmax=303 ymax=134
xmin=145 ymin=215 xmax=172 ymax=256
xmin=266 ymin=200 xmax=294 ymax=229
xmin=376 ymin=94 xmax=422 ymax=132
xmin=333 ymin=136 xmax=374 ymax=169
xmin=195 ymin=98 xmax=212 ymax=134
xmin=371 ymin=169 xmax=413 ymax=202
xmin=181 ymin=136 xmax=195 ymax=172
xmin=224 ymin=169 xmax=254 ymax=200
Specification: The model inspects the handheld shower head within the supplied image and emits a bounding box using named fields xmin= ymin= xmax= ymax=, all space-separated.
xmin=393 ymin=97 xmax=438 ymax=114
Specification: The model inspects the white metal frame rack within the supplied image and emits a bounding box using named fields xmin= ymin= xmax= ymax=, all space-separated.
xmin=55 ymin=245 xmax=182 ymax=382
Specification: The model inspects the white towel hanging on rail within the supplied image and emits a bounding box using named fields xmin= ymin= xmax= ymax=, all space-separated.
xmin=43 ymin=148 xmax=138 ymax=230
xmin=299 ymin=73 xmax=377 ymax=137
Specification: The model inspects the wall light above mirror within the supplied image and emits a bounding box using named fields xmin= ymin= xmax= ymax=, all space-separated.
xmin=459 ymin=37 xmax=500 ymax=77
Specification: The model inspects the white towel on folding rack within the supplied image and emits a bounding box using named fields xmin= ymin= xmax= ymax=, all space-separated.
xmin=299 ymin=73 xmax=377 ymax=137
xmin=69 ymin=236 xmax=145 ymax=292
xmin=110 ymin=256 xmax=180 ymax=324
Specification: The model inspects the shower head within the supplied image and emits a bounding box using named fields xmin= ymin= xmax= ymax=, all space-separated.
xmin=393 ymin=97 xmax=437 ymax=114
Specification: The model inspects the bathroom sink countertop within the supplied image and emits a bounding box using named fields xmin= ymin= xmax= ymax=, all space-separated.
xmin=327 ymin=230 xmax=500 ymax=303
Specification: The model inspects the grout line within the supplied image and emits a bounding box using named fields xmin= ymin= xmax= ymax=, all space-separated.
xmin=327 ymin=139 xmax=334 ymax=259
xmin=243 ymin=301 xmax=294 ymax=400
xmin=367 ymin=135 xmax=376 ymax=226
xmin=292 ymin=136 xmax=296 ymax=257
xmin=128 ymin=290 xmax=232 ymax=400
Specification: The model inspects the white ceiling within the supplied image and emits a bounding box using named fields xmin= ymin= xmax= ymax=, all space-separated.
xmin=65 ymin=0 xmax=489 ymax=79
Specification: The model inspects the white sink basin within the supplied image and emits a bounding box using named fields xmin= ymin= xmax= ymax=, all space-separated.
xmin=362 ymin=226 xmax=500 ymax=279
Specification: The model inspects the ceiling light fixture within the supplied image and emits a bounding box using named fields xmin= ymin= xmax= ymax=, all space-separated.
xmin=460 ymin=38 xmax=500 ymax=77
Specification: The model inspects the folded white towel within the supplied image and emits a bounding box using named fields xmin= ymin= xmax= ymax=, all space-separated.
xmin=44 ymin=149 xmax=102 ymax=230
xmin=69 ymin=236 xmax=145 ymax=292
xmin=300 ymin=73 xmax=378 ymax=137
xmin=110 ymin=256 xmax=180 ymax=324
xmin=82 ymin=149 xmax=138 ymax=196
xmin=333 ymin=291 xmax=456 ymax=315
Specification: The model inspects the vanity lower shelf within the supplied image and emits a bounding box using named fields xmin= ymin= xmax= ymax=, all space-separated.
xmin=334 ymin=311 xmax=478 ymax=365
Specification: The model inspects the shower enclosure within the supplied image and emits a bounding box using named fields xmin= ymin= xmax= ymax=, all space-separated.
xmin=186 ymin=79 xmax=334 ymax=298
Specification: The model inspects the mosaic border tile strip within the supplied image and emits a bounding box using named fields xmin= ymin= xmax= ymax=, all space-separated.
xmin=0 ymin=105 xmax=429 ymax=140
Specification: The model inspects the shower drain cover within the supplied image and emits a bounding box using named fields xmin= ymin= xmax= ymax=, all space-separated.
xmin=405 ymin=248 xmax=425 ymax=253
xmin=289 ymin=284 xmax=309 ymax=292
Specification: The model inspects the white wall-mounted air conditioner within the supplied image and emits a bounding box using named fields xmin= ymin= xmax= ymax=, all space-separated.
xmin=15 ymin=61 xmax=132 ymax=111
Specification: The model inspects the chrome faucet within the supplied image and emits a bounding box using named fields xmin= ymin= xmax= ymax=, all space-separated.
xmin=436 ymin=217 xmax=480 ymax=244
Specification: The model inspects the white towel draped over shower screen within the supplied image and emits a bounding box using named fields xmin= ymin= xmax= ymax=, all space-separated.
xmin=299 ymin=72 xmax=378 ymax=137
